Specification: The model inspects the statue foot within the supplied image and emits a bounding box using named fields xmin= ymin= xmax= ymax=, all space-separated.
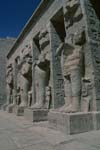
xmin=19 ymin=102 xmax=27 ymax=108
xmin=31 ymin=103 xmax=44 ymax=109
xmin=8 ymin=103 xmax=15 ymax=107
xmin=58 ymin=104 xmax=78 ymax=113
xmin=3 ymin=103 xmax=8 ymax=107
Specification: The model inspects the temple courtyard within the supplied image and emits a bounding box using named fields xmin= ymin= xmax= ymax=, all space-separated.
xmin=0 ymin=110 xmax=100 ymax=150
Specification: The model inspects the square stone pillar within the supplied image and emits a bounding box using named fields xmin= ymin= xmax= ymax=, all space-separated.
xmin=47 ymin=22 xmax=64 ymax=109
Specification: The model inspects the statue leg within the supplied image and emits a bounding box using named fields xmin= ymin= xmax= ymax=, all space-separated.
xmin=64 ymin=76 xmax=72 ymax=106
xmin=20 ymin=77 xmax=29 ymax=107
xmin=59 ymin=76 xmax=72 ymax=112
xmin=7 ymin=85 xmax=12 ymax=105
xmin=71 ymin=69 xmax=81 ymax=112
xmin=32 ymin=67 xmax=47 ymax=109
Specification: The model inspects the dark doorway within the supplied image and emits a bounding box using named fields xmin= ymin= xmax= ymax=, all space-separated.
xmin=91 ymin=0 xmax=100 ymax=20
xmin=51 ymin=8 xmax=66 ymax=42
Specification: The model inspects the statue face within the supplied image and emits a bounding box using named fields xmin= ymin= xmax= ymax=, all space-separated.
xmin=21 ymin=62 xmax=31 ymax=76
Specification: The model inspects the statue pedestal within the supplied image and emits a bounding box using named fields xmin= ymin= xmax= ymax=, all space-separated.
xmin=2 ymin=104 xmax=8 ymax=111
xmin=48 ymin=111 xmax=100 ymax=135
xmin=24 ymin=109 xmax=49 ymax=122
xmin=14 ymin=106 xmax=24 ymax=116
xmin=7 ymin=104 xmax=15 ymax=113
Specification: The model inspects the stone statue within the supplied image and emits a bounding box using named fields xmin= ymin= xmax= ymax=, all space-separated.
xmin=6 ymin=64 xmax=13 ymax=106
xmin=45 ymin=86 xmax=51 ymax=109
xmin=64 ymin=0 xmax=83 ymax=28
xmin=28 ymin=90 xmax=32 ymax=107
xmin=19 ymin=44 xmax=32 ymax=108
xmin=31 ymin=29 xmax=51 ymax=109
xmin=16 ymin=71 xmax=21 ymax=105
xmin=56 ymin=28 xmax=85 ymax=112
xmin=81 ymin=77 xmax=92 ymax=112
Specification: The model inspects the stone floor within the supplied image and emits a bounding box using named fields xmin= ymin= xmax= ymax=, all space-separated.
xmin=0 ymin=110 xmax=100 ymax=150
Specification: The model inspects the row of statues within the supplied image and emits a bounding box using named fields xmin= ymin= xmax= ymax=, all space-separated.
xmin=6 ymin=29 xmax=51 ymax=112
xmin=5 ymin=26 xmax=93 ymax=113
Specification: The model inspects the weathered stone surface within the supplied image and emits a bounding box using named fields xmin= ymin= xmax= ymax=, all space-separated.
xmin=1 ymin=110 xmax=100 ymax=150
xmin=93 ymin=111 xmax=100 ymax=130
xmin=24 ymin=109 xmax=48 ymax=122
xmin=48 ymin=111 xmax=96 ymax=134
xmin=31 ymin=29 xmax=51 ymax=110
xmin=56 ymin=28 xmax=86 ymax=113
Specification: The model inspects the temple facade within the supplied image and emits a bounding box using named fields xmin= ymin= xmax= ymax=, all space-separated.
xmin=4 ymin=0 xmax=100 ymax=134
xmin=0 ymin=38 xmax=15 ymax=107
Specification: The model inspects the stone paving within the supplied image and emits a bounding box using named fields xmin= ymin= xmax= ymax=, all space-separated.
xmin=0 ymin=110 xmax=100 ymax=150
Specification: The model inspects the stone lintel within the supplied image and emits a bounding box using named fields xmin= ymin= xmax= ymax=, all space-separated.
xmin=24 ymin=109 xmax=49 ymax=122
xmin=48 ymin=111 xmax=100 ymax=135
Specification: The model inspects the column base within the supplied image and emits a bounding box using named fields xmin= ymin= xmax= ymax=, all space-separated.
xmin=48 ymin=110 xmax=100 ymax=135
xmin=2 ymin=104 xmax=8 ymax=111
xmin=24 ymin=108 xmax=49 ymax=122
xmin=14 ymin=106 xmax=24 ymax=116
xmin=7 ymin=104 xmax=15 ymax=113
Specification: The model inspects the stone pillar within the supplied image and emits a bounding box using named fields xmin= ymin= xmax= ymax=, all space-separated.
xmin=84 ymin=0 xmax=100 ymax=110
xmin=47 ymin=22 xmax=64 ymax=109
xmin=31 ymin=41 xmax=40 ymax=106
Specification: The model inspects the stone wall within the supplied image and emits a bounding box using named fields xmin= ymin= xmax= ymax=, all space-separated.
xmin=5 ymin=0 xmax=100 ymax=114
xmin=0 ymin=38 xmax=15 ymax=105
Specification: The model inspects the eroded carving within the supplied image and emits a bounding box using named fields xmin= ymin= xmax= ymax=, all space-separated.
xmin=6 ymin=64 xmax=13 ymax=106
xmin=56 ymin=27 xmax=85 ymax=112
xmin=19 ymin=44 xmax=32 ymax=108
xmin=81 ymin=77 xmax=92 ymax=112
xmin=31 ymin=29 xmax=51 ymax=109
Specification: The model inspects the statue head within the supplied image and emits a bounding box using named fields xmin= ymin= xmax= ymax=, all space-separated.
xmin=21 ymin=51 xmax=32 ymax=77
xmin=39 ymin=29 xmax=50 ymax=51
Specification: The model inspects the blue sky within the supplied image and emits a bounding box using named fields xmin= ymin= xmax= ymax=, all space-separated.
xmin=0 ymin=0 xmax=41 ymax=38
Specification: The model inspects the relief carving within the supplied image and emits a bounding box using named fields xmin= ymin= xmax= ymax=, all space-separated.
xmin=64 ymin=0 xmax=83 ymax=28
